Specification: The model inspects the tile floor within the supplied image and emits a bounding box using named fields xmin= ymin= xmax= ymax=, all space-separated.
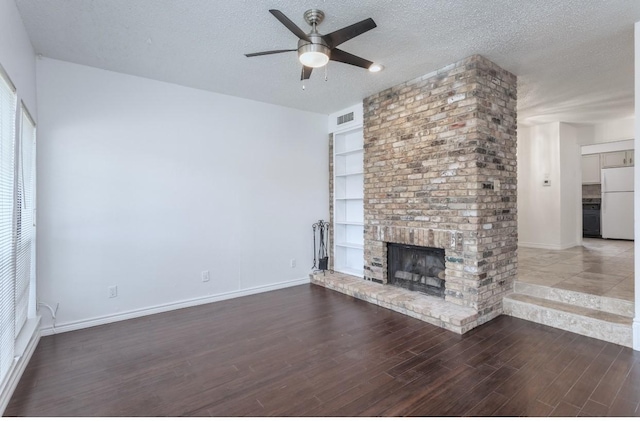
xmin=517 ymin=238 xmax=635 ymax=301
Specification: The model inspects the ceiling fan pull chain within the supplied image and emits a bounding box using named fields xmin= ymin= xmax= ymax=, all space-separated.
xmin=325 ymin=63 xmax=328 ymax=81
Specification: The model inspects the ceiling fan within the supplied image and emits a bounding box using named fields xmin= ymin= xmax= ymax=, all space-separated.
xmin=245 ymin=9 xmax=378 ymax=80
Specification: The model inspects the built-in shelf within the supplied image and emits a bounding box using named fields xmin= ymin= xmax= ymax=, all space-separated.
xmin=335 ymin=171 xmax=363 ymax=177
xmin=334 ymin=266 xmax=364 ymax=277
xmin=335 ymin=147 xmax=363 ymax=156
xmin=334 ymin=127 xmax=364 ymax=278
xmin=336 ymin=242 xmax=364 ymax=250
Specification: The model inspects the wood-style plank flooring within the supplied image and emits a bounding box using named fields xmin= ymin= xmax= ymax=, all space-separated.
xmin=5 ymin=284 xmax=640 ymax=416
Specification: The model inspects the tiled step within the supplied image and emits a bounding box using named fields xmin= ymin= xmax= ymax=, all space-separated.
xmin=503 ymin=293 xmax=633 ymax=348
xmin=513 ymin=280 xmax=634 ymax=318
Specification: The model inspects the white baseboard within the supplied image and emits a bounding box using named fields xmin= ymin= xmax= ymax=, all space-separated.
xmin=518 ymin=241 xmax=578 ymax=250
xmin=40 ymin=277 xmax=309 ymax=336
xmin=0 ymin=316 xmax=41 ymax=415
xmin=634 ymin=319 xmax=640 ymax=351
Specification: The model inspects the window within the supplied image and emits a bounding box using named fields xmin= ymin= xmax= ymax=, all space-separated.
xmin=0 ymin=66 xmax=16 ymax=382
xmin=0 ymin=64 xmax=37 ymax=388
xmin=15 ymin=106 xmax=35 ymax=337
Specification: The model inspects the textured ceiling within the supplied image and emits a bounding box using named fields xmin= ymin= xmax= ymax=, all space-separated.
xmin=14 ymin=0 xmax=640 ymax=124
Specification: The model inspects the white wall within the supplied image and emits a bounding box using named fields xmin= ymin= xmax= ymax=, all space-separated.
xmin=592 ymin=117 xmax=634 ymax=144
xmin=518 ymin=122 xmax=581 ymax=249
xmin=559 ymin=123 xmax=581 ymax=248
xmin=581 ymin=139 xmax=634 ymax=155
xmin=578 ymin=117 xmax=634 ymax=146
xmin=0 ymin=0 xmax=36 ymax=117
xmin=37 ymin=58 xmax=328 ymax=333
xmin=518 ymin=123 xmax=562 ymax=248
xmin=328 ymin=104 xmax=364 ymax=133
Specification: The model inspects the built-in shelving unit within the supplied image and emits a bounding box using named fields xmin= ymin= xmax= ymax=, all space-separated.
xmin=333 ymin=128 xmax=364 ymax=277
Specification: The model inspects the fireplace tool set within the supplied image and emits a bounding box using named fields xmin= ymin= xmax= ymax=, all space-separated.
xmin=312 ymin=220 xmax=330 ymax=273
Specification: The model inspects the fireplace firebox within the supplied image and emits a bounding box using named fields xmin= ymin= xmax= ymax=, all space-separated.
xmin=387 ymin=243 xmax=446 ymax=298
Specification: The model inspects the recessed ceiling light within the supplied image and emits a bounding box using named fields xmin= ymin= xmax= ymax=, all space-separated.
xmin=369 ymin=64 xmax=384 ymax=73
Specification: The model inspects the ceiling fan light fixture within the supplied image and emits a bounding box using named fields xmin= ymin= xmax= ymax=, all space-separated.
xmin=298 ymin=43 xmax=330 ymax=68
xmin=368 ymin=63 xmax=384 ymax=72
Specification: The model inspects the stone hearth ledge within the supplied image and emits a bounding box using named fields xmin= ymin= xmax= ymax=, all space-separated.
xmin=310 ymin=272 xmax=479 ymax=334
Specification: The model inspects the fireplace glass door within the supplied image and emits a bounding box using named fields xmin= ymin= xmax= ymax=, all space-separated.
xmin=387 ymin=243 xmax=445 ymax=297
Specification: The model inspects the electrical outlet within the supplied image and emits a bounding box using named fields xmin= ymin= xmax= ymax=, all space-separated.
xmin=108 ymin=285 xmax=118 ymax=298
xmin=201 ymin=270 xmax=210 ymax=282
xmin=290 ymin=259 xmax=296 ymax=268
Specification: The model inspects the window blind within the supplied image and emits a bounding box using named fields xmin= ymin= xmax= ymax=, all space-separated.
xmin=14 ymin=106 xmax=35 ymax=337
xmin=0 ymin=68 xmax=16 ymax=381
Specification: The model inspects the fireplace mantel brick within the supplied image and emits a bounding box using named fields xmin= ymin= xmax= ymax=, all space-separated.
xmin=359 ymin=55 xmax=517 ymax=332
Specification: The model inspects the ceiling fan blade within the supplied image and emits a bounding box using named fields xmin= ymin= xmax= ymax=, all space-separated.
xmin=329 ymin=48 xmax=373 ymax=70
xmin=245 ymin=49 xmax=296 ymax=57
xmin=269 ymin=9 xmax=311 ymax=42
xmin=301 ymin=66 xmax=313 ymax=80
xmin=323 ymin=18 xmax=376 ymax=48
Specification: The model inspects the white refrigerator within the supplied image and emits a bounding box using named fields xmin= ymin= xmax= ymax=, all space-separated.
xmin=601 ymin=166 xmax=634 ymax=240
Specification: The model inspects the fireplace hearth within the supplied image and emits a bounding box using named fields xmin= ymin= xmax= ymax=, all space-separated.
xmin=387 ymin=243 xmax=445 ymax=297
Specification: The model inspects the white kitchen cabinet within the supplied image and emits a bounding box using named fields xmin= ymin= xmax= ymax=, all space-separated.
xmin=581 ymin=154 xmax=601 ymax=184
xmin=602 ymin=150 xmax=634 ymax=168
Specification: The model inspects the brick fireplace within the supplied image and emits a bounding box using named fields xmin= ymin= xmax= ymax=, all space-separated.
xmin=314 ymin=55 xmax=517 ymax=334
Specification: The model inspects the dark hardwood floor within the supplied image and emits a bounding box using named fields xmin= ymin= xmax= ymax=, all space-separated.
xmin=5 ymin=284 xmax=640 ymax=416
